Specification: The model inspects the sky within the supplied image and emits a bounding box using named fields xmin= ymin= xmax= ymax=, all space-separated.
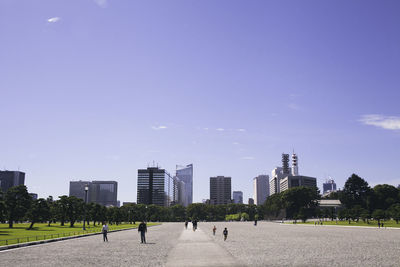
xmin=1 ymin=0 xmax=400 ymax=203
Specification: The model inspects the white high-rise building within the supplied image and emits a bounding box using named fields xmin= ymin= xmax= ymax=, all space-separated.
xmin=291 ymin=153 xmax=299 ymax=175
xmin=254 ymin=175 xmax=269 ymax=205
xmin=270 ymin=167 xmax=285 ymax=195
xmin=176 ymin=164 xmax=193 ymax=207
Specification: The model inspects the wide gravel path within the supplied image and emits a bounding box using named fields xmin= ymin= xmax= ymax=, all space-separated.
xmin=0 ymin=223 xmax=182 ymax=267
xmin=2 ymin=222 xmax=400 ymax=266
xmin=201 ymin=221 xmax=400 ymax=266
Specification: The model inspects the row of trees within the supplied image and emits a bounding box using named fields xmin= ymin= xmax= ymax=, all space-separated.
xmin=262 ymin=174 xmax=400 ymax=223
xmin=1 ymin=174 xmax=399 ymax=227
xmin=0 ymin=185 xmax=262 ymax=228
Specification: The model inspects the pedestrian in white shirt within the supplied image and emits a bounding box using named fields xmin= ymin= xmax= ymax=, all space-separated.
xmin=102 ymin=223 xmax=109 ymax=242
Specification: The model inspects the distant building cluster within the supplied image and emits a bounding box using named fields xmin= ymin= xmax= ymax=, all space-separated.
xmin=269 ymin=153 xmax=317 ymax=196
xmin=136 ymin=164 xmax=193 ymax=207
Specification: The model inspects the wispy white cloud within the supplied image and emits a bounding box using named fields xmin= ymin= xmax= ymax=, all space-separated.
xmin=236 ymin=128 xmax=246 ymax=132
xmin=288 ymin=103 xmax=301 ymax=110
xmin=93 ymin=0 xmax=108 ymax=8
xmin=151 ymin=125 xmax=167 ymax=130
xmin=216 ymin=128 xmax=225 ymax=131
xmin=203 ymin=127 xmax=209 ymax=131
xmin=359 ymin=114 xmax=400 ymax=130
xmin=241 ymin=156 xmax=255 ymax=160
xmin=233 ymin=142 xmax=240 ymax=145
xmin=47 ymin=17 xmax=60 ymax=23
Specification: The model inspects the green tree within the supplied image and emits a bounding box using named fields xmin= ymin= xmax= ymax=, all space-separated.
xmin=371 ymin=184 xmax=399 ymax=211
xmin=65 ymin=196 xmax=84 ymax=227
xmin=170 ymin=205 xmax=186 ymax=221
xmin=372 ymin=209 xmax=386 ymax=224
xmin=56 ymin=195 xmax=69 ymax=226
xmin=5 ymin=185 xmax=32 ymax=228
xmin=281 ymin=186 xmax=320 ymax=220
xmin=26 ymin=198 xmax=51 ymax=229
xmin=264 ymin=193 xmax=284 ymax=219
xmin=388 ymin=204 xmax=400 ymax=224
xmin=341 ymin=174 xmax=372 ymax=209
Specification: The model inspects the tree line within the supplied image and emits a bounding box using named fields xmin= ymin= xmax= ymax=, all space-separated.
xmin=263 ymin=174 xmax=400 ymax=223
xmin=1 ymin=174 xmax=399 ymax=228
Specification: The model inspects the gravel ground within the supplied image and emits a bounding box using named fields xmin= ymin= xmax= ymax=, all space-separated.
xmin=200 ymin=221 xmax=400 ymax=267
xmin=0 ymin=223 xmax=183 ymax=267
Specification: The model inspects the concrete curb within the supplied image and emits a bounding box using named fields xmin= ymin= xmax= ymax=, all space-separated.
xmin=0 ymin=226 xmax=147 ymax=252
xmin=281 ymin=222 xmax=400 ymax=230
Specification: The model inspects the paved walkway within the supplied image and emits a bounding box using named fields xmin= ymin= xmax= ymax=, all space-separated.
xmin=166 ymin=224 xmax=240 ymax=267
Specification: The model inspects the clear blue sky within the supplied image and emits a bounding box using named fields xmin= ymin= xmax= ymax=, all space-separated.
xmin=1 ymin=0 xmax=400 ymax=203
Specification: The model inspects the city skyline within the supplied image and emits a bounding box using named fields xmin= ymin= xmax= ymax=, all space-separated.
xmin=1 ymin=1 xmax=400 ymax=203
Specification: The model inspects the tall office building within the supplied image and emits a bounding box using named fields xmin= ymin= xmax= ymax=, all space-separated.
xmin=233 ymin=191 xmax=243 ymax=204
xmin=254 ymin=175 xmax=269 ymax=205
xmin=0 ymin=171 xmax=25 ymax=193
xmin=69 ymin=180 xmax=91 ymax=200
xmin=280 ymin=175 xmax=317 ymax=192
xmin=137 ymin=167 xmax=174 ymax=207
xmin=90 ymin=181 xmax=118 ymax=207
xmin=69 ymin=180 xmax=118 ymax=207
xmin=270 ymin=167 xmax=285 ymax=195
xmin=323 ymin=179 xmax=337 ymax=194
xmin=172 ymin=176 xmax=186 ymax=206
xmin=176 ymin=164 xmax=193 ymax=206
xmin=210 ymin=176 xmax=231 ymax=205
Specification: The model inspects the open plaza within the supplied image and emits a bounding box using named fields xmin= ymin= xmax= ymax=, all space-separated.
xmin=1 ymin=221 xmax=400 ymax=266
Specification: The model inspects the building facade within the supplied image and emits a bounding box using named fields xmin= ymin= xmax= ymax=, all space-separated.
xmin=248 ymin=198 xmax=255 ymax=205
xmin=69 ymin=180 xmax=118 ymax=207
xmin=254 ymin=175 xmax=269 ymax=205
xmin=279 ymin=175 xmax=317 ymax=192
xmin=323 ymin=179 xmax=337 ymax=194
xmin=90 ymin=181 xmax=118 ymax=207
xmin=176 ymin=164 xmax=193 ymax=206
xmin=0 ymin=171 xmax=25 ymax=193
xmin=210 ymin=176 xmax=231 ymax=205
xmin=233 ymin=191 xmax=243 ymax=204
xmin=137 ymin=167 xmax=174 ymax=207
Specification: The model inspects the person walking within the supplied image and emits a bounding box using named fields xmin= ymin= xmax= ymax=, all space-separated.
xmin=185 ymin=221 xmax=188 ymax=229
xmin=223 ymin=227 xmax=228 ymax=241
xmin=102 ymin=222 xmax=109 ymax=242
xmin=254 ymin=219 xmax=257 ymax=226
xmin=138 ymin=221 xmax=147 ymax=244
xmin=213 ymin=225 xmax=217 ymax=236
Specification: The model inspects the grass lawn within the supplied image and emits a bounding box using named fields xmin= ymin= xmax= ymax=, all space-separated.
xmin=0 ymin=222 xmax=160 ymax=246
xmin=297 ymin=219 xmax=400 ymax=228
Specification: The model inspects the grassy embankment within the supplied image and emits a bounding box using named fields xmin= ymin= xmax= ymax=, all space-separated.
xmin=0 ymin=222 xmax=160 ymax=246
xmin=297 ymin=220 xmax=400 ymax=228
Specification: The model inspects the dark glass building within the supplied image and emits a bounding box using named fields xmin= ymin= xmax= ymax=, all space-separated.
xmin=0 ymin=171 xmax=25 ymax=193
xmin=69 ymin=180 xmax=118 ymax=207
xmin=137 ymin=167 xmax=174 ymax=207
xmin=210 ymin=176 xmax=231 ymax=205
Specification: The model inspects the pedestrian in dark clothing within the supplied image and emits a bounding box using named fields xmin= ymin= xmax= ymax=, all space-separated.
xmin=213 ymin=225 xmax=217 ymax=235
xmin=223 ymin=228 xmax=228 ymax=241
xmin=193 ymin=220 xmax=197 ymax=231
xmin=382 ymin=222 xmax=384 ymax=228
xmin=185 ymin=221 xmax=188 ymax=229
xmin=138 ymin=221 xmax=147 ymax=243
xmin=378 ymin=222 xmax=381 ymax=228
xmin=254 ymin=220 xmax=257 ymax=226
xmin=102 ymin=223 xmax=109 ymax=242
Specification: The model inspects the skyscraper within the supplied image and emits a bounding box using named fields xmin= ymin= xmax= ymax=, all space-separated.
xmin=254 ymin=175 xmax=269 ymax=205
xmin=210 ymin=176 xmax=231 ymax=205
xmin=176 ymin=164 xmax=193 ymax=206
xmin=0 ymin=171 xmax=25 ymax=193
xmin=233 ymin=191 xmax=243 ymax=204
xmin=137 ymin=167 xmax=174 ymax=207
xmin=323 ymin=179 xmax=337 ymax=194
xmin=282 ymin=154 xmax=290 ymax=175
xmin=270 ymin=167 xmax=284 ymax=195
